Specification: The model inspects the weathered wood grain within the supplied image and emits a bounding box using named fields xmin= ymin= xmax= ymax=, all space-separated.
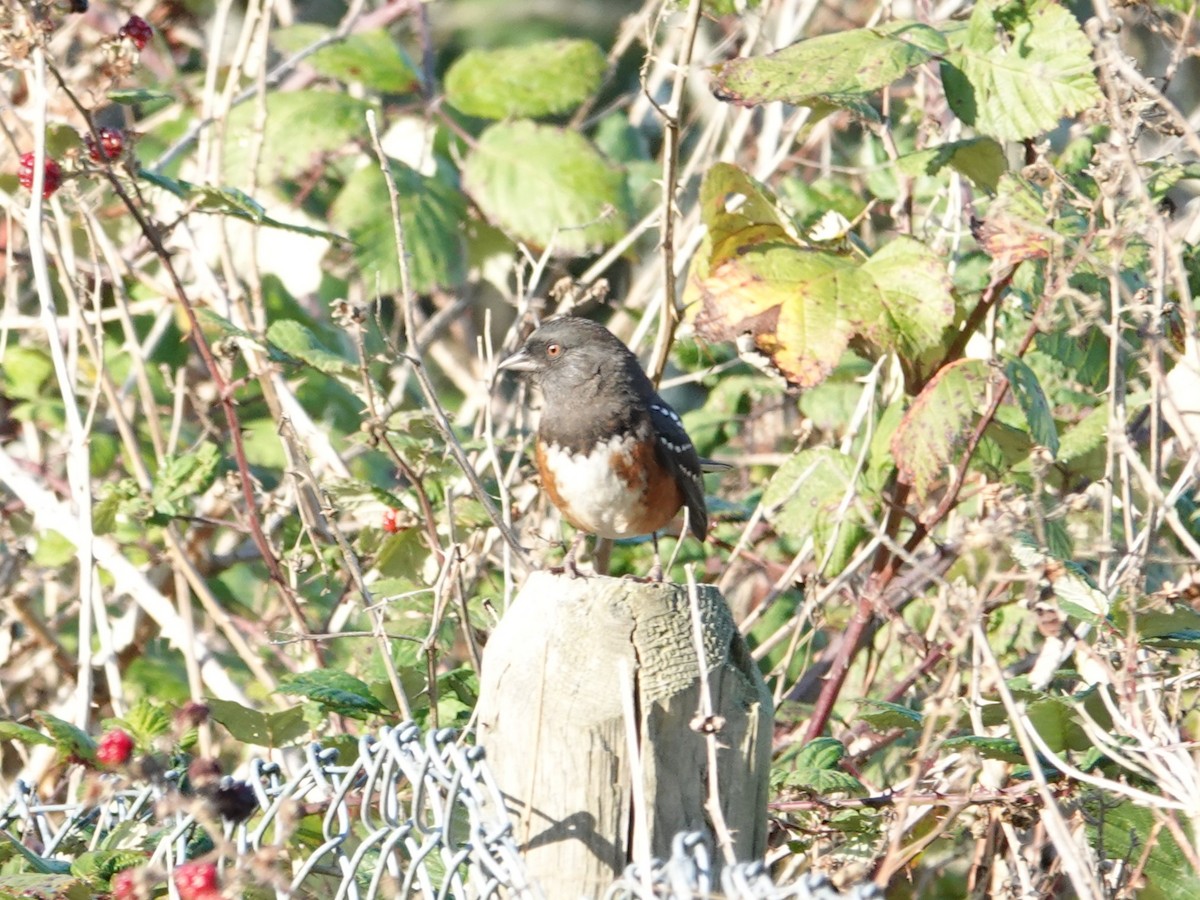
xmin=476 ymin=571 xmax=773 ymax=898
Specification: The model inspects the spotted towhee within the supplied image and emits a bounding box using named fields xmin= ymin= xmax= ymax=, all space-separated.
xmin=499 ymin=316 xmax=717 ymax=574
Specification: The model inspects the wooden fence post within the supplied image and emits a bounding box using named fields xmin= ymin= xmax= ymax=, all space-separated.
xmin=476 ymin=571 xmax=773 ymax=898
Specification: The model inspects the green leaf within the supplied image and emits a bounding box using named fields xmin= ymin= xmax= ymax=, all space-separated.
xmin=780 ymin=765 xmax=866 ymax=796
xmin=151 ymin=443 xmax=221 ymax=517
xmin=857 ymin=700 xmax=922 ymax=731
xmin=1010 ymin=535 xmax=1110 ymax=619
xmin=31 ymin=712 xmax=96 ymax=763
xmin=1146 ymin=160 xmax=1200 ymax=201
xmin=712 ymin=21 xmax=946 ymax=108
xmin=978 ymin=687 xmax=1089 ymax=753
xmin=273 ymin=26 xmax=420 ymax=93
xmin=276 ymin=671 xmax=387 ymax=720
xmin=462 ymin=120 xmax=631 ymax=255
xmin=33 ymin=530 xmax=76 ymax=567
xmin=0 ymin=347 xmax=54 ymax=400
xmin=1143 ymin=630 xmax=1200 ymax=650
xmin=0 ymin=721 xmax=53 ymax=748
xmin=330 ymin=160 xmax=467 ymax=295
xmin=1053 ymin=404 xmax=1109 ymax=466
xmin=194 ymin=308 xmax=258 ymax=344
xmin=266 ymin=320 xmax=356 ymax=377
xmin=445 ymin=39 xmax=605 ymax=119
xmin=1122 ymin=604 xmax=1200 ymax=642
xmin=897 ymin=137 xmax=1007 ymax=192
xmin=138 ymin=171 xmax=346 ymax=241
xmin=794 ymin=736 xmax=848 ymax=770
xmin=763 ymin=447 xmax=867 ymax=575
xmin=1087 ymin=800 xmax=1200 ymax=900
xmin=106 ymin=88 xmax=173 ymax=112
xmin=941 ymin=735 xmax=1024 ymax=763
xmin=0 ymin=831 xmax=72 ymax=875
xmin=1005 ymin=358 xmax=1059 ymax=457
xmin=93 ymin=480 xmax=142 ymax=536
xmin=942 ymin=0 xmax=1101 ymax=141
xmin=102 ymin=699 xmax=171 ymax=745
xmin=1025 ymin=697 xmax=1089 ymax=753
xmin=206 ymin=698 xmax=308 ymax=748
xmin=377 ymin=527 xmax=430 ymax=580
xmin=780 ymin=738 xmax=866 ymax=795
xmin=70 ymin=850 xmax=147 ymax=881
xmin=890 ymin=359 xmax=992 ymax=500
xmin=45 ymin=124 xmax=80 ymax=159
xmin=223 ymin=91 xmax=373 ymax=183
xmin=858 ymin=236 xmax=956 ymax=361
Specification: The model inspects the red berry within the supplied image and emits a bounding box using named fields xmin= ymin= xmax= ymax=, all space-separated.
xmin=118 ymin=15 xmax=153 ymax=51
xmin=85 ymin=127 xmax=125 ymax=162
xmin=17 ymin=152 xmax=63 ymax=199
xmin=96 ymin=729 xmax=134 ymax=766
xmin=382 ymin=508 xmax=401 ymax=533
xmin=110 ymin=868 xmax=138 ymax=900
xmin=173 ymin=861 xmax=219 ymax=900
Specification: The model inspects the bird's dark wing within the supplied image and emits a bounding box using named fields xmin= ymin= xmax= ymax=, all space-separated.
xmin=647 ymin=397 xmax=709 ymax=540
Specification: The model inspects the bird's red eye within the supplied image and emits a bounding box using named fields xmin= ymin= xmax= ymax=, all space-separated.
xmin=546 ymin=343 xmax=562 ymax=358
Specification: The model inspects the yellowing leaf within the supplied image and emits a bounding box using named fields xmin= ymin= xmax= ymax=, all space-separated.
xmin=712 ymin=21 xmax=946 ymax=109
xmin=688 ymin=167 xmax=956 ymax=389
xmin=692 ymin=245 xmax=859 ymax=388
xmin=890 ymin=358 xmax=993 ymax=500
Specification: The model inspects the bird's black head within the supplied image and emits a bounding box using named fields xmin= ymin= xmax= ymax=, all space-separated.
xmin=498 ymin=317 xmax=646 ymax=407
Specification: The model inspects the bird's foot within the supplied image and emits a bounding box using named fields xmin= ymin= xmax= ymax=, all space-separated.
xmin=549 ymin=534 xmax=588 ymax=578
xmin=549 ymin=558 xmax=587 ymax=579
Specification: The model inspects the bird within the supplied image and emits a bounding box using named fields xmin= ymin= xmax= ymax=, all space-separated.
xmin=498 ymin=316 xmax=716 ymax=577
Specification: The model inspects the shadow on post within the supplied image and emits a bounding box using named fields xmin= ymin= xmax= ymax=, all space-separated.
xmin=477 ymin=571 xmax=774 ymax=898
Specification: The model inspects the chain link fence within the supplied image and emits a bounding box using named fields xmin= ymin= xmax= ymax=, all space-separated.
xmin=1 ymin=724 xmax=877 ymax=899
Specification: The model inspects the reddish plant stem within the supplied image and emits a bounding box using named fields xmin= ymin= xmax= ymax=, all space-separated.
xmin=51 ymin=59 xmax=316 ymax=658
xmin=936 ymin=266 xmax=1016 ymax=377
xmin=55 ymin=86 xmax=316 ymax=662
xmin=803 ymin=479 xmax=910 ymax=741
xmin=801 ymin=266 xmax=1039 ymax=741
xmin=129 ymin=193 xmax=314 ymax=650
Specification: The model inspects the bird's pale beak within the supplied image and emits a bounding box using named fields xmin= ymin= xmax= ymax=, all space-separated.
xmin=497 ymin=348 xmax=538 ymax=374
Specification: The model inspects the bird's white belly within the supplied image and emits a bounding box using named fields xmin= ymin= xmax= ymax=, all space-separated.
xmin=541 ymin=437 xmax=647 ymax=539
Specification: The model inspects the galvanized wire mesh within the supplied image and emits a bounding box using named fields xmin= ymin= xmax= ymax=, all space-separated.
xmin=1 ymin=724 xmax=875 ymax=899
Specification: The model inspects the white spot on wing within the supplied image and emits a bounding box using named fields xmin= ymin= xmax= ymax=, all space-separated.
xmin=650 ymin=402 xmax=682 ymax=425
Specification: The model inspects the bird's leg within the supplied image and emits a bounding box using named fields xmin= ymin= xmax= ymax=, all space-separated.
xmin=647 ymin=533 xmax=664 ymax=583
xmin=592 ymin=537 xmax=613 ymax=576
xmin=561 ymin=531 xmax=586 ymax=578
